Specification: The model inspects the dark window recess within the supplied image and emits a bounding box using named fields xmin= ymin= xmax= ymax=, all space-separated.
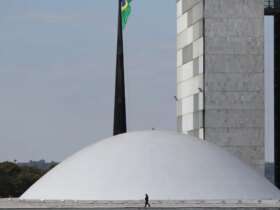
xmin=264 ymin=0 xmax=280 ymax=189
xmin=265 ymin=0 xmax=280 ymax=15
xmin=274 ymin=13 xmax=280 ymax=189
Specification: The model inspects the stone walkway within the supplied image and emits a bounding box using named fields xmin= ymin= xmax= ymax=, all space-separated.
xmin=0 ymin=199 xmax=280 ymax=209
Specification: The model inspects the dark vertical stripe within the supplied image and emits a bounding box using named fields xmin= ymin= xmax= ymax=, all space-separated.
xmin=274 ymin=13 xmax=280 ymax=188
xmin=202 ymin=0 xmax=206 ymax=140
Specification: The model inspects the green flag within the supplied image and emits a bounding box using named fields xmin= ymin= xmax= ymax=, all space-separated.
xmin=121 ymin=0 xmax=132 ymax=29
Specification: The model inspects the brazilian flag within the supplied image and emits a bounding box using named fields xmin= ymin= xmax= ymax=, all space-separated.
xmin=121 ymin=0 xmax=132 ymax=29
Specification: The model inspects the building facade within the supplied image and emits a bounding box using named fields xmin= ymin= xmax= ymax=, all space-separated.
xmin=176 ymin=0 xmax=265 ymax=171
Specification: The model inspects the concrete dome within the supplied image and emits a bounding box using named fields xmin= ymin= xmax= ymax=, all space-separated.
xmin=21 ymin=131 xmax=280 ymax=200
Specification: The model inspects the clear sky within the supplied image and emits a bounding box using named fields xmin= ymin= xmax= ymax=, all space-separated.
xmin=0 ymin=0 xmax=176 ymax=162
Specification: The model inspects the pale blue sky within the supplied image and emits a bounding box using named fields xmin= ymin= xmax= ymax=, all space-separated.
xmin=0 ymin=0 xmax=176 ymax=161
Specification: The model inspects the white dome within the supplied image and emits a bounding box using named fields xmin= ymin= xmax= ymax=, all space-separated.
xmin=21 ymin=131 xmax=280 ymax=200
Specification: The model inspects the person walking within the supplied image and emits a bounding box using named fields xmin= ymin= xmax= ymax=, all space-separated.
xmin=144 ymin=193 xmax=151 ymax=208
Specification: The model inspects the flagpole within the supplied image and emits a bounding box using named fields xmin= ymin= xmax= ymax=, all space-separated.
xmin=113 ymin=0 xmax=127 ymax=135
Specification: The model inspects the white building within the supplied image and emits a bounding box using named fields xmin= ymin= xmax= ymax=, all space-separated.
xmin=20 ymin=131 xmax=280 ymax=201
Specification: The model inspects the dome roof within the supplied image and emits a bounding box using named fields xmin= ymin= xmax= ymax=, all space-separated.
xmin=21 ymin=131 xmax=280 ymax=200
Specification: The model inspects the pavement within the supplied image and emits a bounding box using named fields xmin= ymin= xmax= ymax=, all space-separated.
xmin=0 ymin=199 xmax=280 ymax=209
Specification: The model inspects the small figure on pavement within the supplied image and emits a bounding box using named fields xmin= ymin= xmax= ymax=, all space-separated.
xmin=144 ymin=193 xmax=151 ymax=208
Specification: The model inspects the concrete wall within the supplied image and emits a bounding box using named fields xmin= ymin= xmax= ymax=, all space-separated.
xmin=177 ymin=0 xmax=265 ymax=172
xmin=204 ymin=0 xmax=264 ymax=171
